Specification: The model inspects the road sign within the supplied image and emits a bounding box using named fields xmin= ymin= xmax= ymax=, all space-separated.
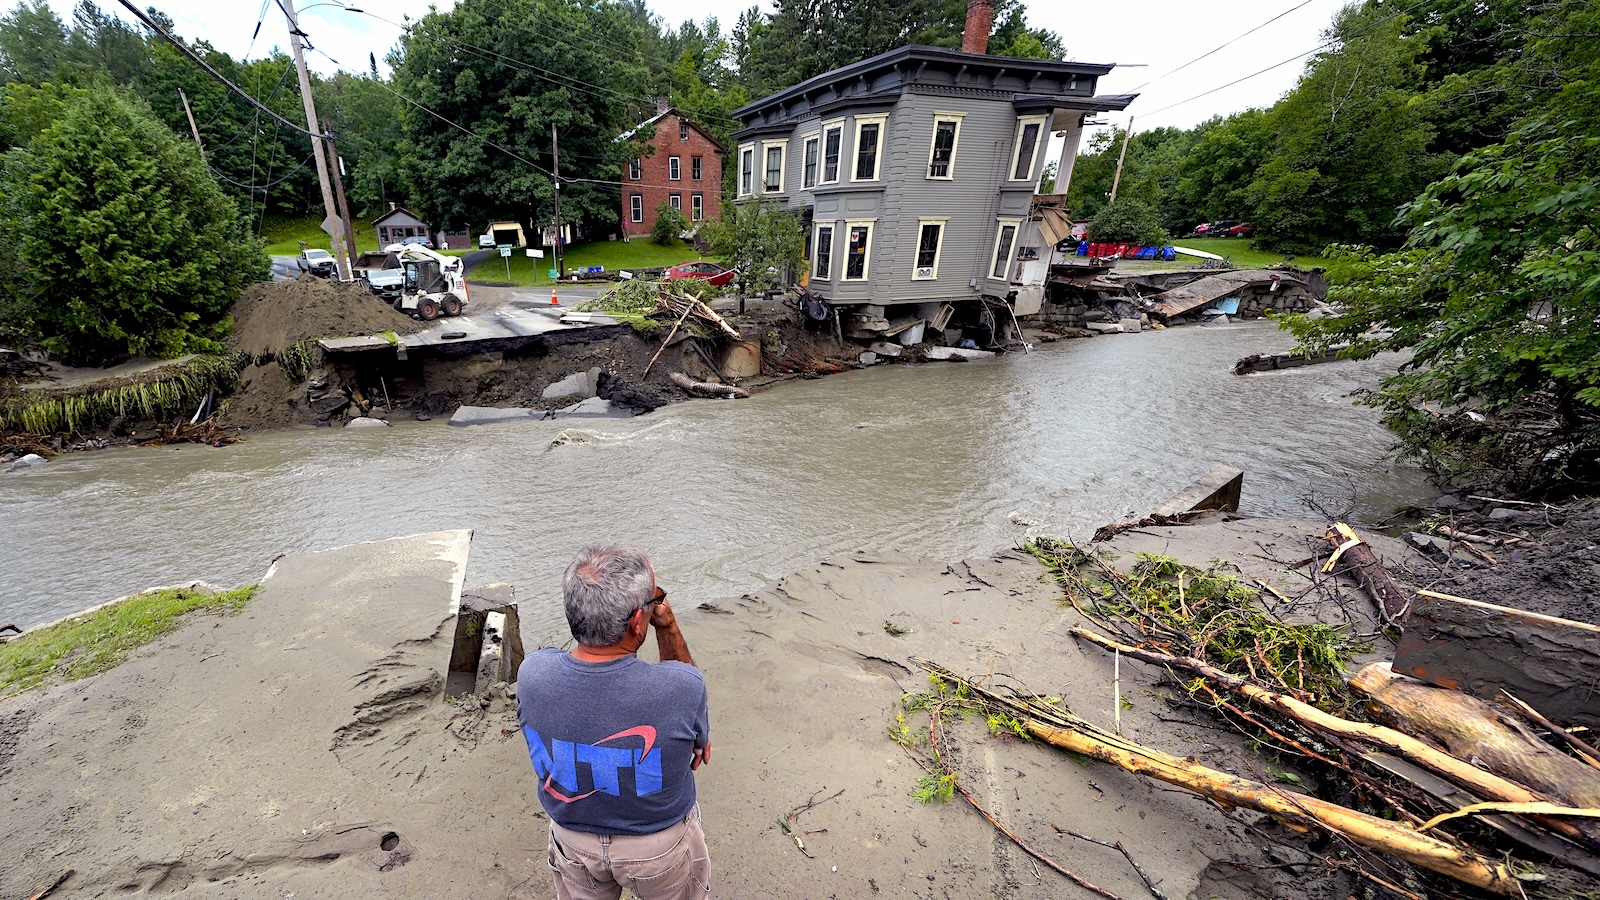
xmin=320 ymin=214 xmax=344 ymax=242
xmin=498 ymin=245 xmax=512 ymax=258
xmin=525 ymin=248 xmax=545 ymax=258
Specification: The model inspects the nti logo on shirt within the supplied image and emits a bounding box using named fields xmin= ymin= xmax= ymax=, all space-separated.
xmin=524 ymin=725 xmax=663 ymax=803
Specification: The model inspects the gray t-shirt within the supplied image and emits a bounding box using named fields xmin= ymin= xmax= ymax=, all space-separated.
xmin=517 ymin=649 xmax=710 ymax=835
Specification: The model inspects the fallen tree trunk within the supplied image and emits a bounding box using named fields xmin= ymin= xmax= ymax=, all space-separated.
xmin=1351 ymin=663 xmax=1600 ymax=842
xmin=1322 ymin=523 xmax=1413 ymax=624
xmin=913 ymin=657 xmax=1519 ymax=894
xmin=669 ymin=371 xmax=749 ymax=399
xmin=1072 ymin=627 xmax=1599 ymax=849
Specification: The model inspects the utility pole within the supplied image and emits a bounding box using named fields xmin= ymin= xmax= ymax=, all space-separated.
xmin=1108 ymin=115 xmax=1134 ymax=208
xmin=551 ymin=122 xmax=565 ymax=279
xmin=323 ymin=116 xmax=359 ymax=266
xmin=178 ymin=88 xmax=204 ymax=160
xmin=283 ymin=0 xmax=350 ymax=281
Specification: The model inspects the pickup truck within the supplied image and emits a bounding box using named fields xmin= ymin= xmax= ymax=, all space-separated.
xmin=297 ymin=249 xmax=336 ymax=277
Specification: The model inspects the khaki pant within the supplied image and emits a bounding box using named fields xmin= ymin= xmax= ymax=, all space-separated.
xmin=546 ymin=805 xmax=711 ymax=900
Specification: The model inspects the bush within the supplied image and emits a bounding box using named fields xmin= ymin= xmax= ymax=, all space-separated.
xmin=5 ymin=89 xmax=268 ymax=366
xmin=1088 ymin=199 xmax=1169 ymax=245
xmin=651 ymin=202 xmax=688 ymax=245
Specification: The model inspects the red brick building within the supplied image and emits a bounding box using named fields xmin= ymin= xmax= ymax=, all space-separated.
xmin=618 ymin=105 xmax=724 ymax=238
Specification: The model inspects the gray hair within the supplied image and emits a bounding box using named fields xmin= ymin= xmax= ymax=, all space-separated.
xmin=563 ymin=544 xmax=654 ymax=647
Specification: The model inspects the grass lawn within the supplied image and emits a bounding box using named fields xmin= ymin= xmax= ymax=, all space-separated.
xmin=1174 ymin=237 xmax=1331 ymax=269
xmin=262 ymin=215 xmax=382 ymax=257
xmin=0 ymin=584 xmax=257 ymax=696
xmin=470 ymin=238 xmax=704 ymax=286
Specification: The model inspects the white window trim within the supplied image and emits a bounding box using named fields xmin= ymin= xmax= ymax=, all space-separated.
xmin=926 ymin=112 xmax=964 ymax=181
xmin=669 ymin=156 xmax=681 ymax=181
xmin=912 ymin=218 xmax=948 ymax=280
xmin=850 ymin=115 xmax=888 ymax=183
xmin=813 ymin=223 xmax=835 ymax=281
xmin=669 ymin=194 xmax=682 ymax=210
xmin=843 ymin=218 xmax=877 ymax=281
xmin=630 ymin=194 xmax=643 ymax=223
xmin=629 ymin=158 xmax=641 ymax=181
xmin=820 ymin=119 xmax=845 ymax=185
xmin=762 ymin=140 xmax=787 ymax=194
xmin=800 ymin=133 xmax=820 ymax=189
xmin=989 ymin=218 xmax=1022 ymax=280
xmin=737 ymin=144 xmax=755 ymax=198
xmin=1008 ymin=115 xmax=1049 ymax=183
xmin=691 ymin=194 xmax=703 ymax=221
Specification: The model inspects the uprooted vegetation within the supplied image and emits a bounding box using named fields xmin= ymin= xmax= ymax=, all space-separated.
xmin=887 ymin=536 xmax=1600 ymax=898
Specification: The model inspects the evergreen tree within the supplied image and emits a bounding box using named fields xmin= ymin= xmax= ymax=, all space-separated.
xmin=5 ymin=89 xmax=267 ymax=365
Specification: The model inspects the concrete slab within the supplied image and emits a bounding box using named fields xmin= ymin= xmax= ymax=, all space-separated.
xmin=924 ymin=346 xmax=997 ymax=361
xmin=542 ymin=371 xmax=594 ymax=400
xmin=1148 ymin=464 xmax=1245 ymax=518
xmin=552 ymin=397 xmax=633 ymax=419
xmin=447 ymin=405 xmax=544 ymax=426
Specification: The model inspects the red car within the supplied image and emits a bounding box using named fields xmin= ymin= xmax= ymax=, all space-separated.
xmin=663 ymin=261 xmax=736 ymax=288
xmin=1226 ymin=222 xmax=1255 ymax=237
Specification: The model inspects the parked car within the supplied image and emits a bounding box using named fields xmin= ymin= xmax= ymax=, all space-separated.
xmin=1192 ymin=222 xmax=1212 ymax=237
xmin=398 ymin=235 xmax=434 ymax=250
xmin=296 ymin=248 xmax=336 ymax=277
xmin=1209 ymin=219 xmax=1242 ymax=236
xmin=478 ymin=233 xmax=495 ymax=249
xmin=1226 ymin=222 xmax=1255 ymax=237
xmin=663 ymin=261 xmax=736 ymax=288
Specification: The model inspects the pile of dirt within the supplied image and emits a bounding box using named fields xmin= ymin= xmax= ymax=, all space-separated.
xmin=1422 ymin=499 xmax=1600 ymax=624
xmin=226 ymin=276 xmax=423 ymax=357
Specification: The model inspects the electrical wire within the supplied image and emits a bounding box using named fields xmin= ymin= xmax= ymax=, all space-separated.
xmin=1135 ymin=0 xmax=1436 ymax=121
xmin=1125 ymin=0 xmax=1319 ymax=92
xmin=310 ymin=47 xmax=560 ymax=180
xmin=113 ymin=0 xmax=322 ymax=138
xmin=211 ymin=151 xmax=315 ymax=191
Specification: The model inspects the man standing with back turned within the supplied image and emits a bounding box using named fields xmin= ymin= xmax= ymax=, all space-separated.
xmin=518 ymin=545 xmax=712 ymax=899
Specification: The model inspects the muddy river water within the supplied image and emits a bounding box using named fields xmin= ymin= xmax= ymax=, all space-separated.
xmin=1 ymin=320 xmax=1433 ymax=634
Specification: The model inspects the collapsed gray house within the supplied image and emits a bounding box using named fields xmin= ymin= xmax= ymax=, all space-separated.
xmin=728 ymin=0 xmax=1134 ymax=341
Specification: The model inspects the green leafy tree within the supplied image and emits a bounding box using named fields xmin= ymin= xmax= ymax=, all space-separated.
xmin=1087 ymin=198 xmax=1167 ymax=245
xmin=651 ymin=201 xmax=687 ymax=245
xmin=1246 ymin=4 xmax=1445 ymax=251
xmin=704 ymin=200 xmax=801 ymax=293
xmin=6 ymin=89 xmax=268 ymax=365
xmin=394 ymin=0 xmax=653 ymax=237
xmin=1281 ymin=4 xmax=1600 ymax=495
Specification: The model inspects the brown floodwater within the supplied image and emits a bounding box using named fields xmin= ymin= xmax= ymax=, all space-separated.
xmin=0 ymin=320 xmax=1433 ymax=635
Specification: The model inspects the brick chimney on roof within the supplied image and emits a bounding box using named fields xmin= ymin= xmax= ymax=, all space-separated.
xmin=655 ymin=96 xmax=670 ymax=115
xmin=962 ymin=0 xmax=994 ymax=54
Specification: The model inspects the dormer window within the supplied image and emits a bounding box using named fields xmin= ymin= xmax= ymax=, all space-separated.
xmin=680 ymin=119 xmax=689 ymax=141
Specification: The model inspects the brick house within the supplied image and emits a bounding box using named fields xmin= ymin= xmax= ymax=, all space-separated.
xmin=618 ymin=104 xmax=725 ymax=238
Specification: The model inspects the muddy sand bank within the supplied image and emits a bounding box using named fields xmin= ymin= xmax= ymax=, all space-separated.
xmin=2 ymin=509 xmax=1462 ymax=900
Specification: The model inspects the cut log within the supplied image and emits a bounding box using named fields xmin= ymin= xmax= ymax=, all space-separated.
xmin=1068 ymin=628 xmax=1588 ymax=841
xmin=1351 ymin=663 xmax=1600 ymax=848
xmin=915 ymin=657 xmax=1519 ymax=894
xmin=1323 ymin=523 xmax=1413 ymax=624
xmin=669 ymin=372 xmax=749 ymax=399
xmin=1393 ymin=589 xmax=1600 ymax=729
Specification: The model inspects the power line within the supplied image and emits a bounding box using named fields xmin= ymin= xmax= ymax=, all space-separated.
xmin=1136 ymin=0 xmax=1435 ymax=121
xmin=310 ymin=47 xmax=561 ymax=181
xmin=114 ymin=0 xmax=323 ymax=139
xmin=1126 ymin=0 xmax=1318 ymax=92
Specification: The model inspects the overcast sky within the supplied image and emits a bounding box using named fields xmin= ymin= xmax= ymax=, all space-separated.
xmin=30 ymin=0 xmax=1352 ymax=135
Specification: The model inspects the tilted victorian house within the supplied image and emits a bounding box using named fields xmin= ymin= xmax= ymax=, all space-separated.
xmin=729 ymin=1 xmax=1134 ymax=336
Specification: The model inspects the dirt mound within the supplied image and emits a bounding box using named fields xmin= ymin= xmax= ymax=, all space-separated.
xmin=226 ymin=276 xmax=423 ymax=357
xmin=1430 ymin=500 xmax=1600 ymax=625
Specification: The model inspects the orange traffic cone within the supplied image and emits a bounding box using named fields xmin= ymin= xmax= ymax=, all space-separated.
xmin=550 ymin=288 xmax=559 ymax=306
